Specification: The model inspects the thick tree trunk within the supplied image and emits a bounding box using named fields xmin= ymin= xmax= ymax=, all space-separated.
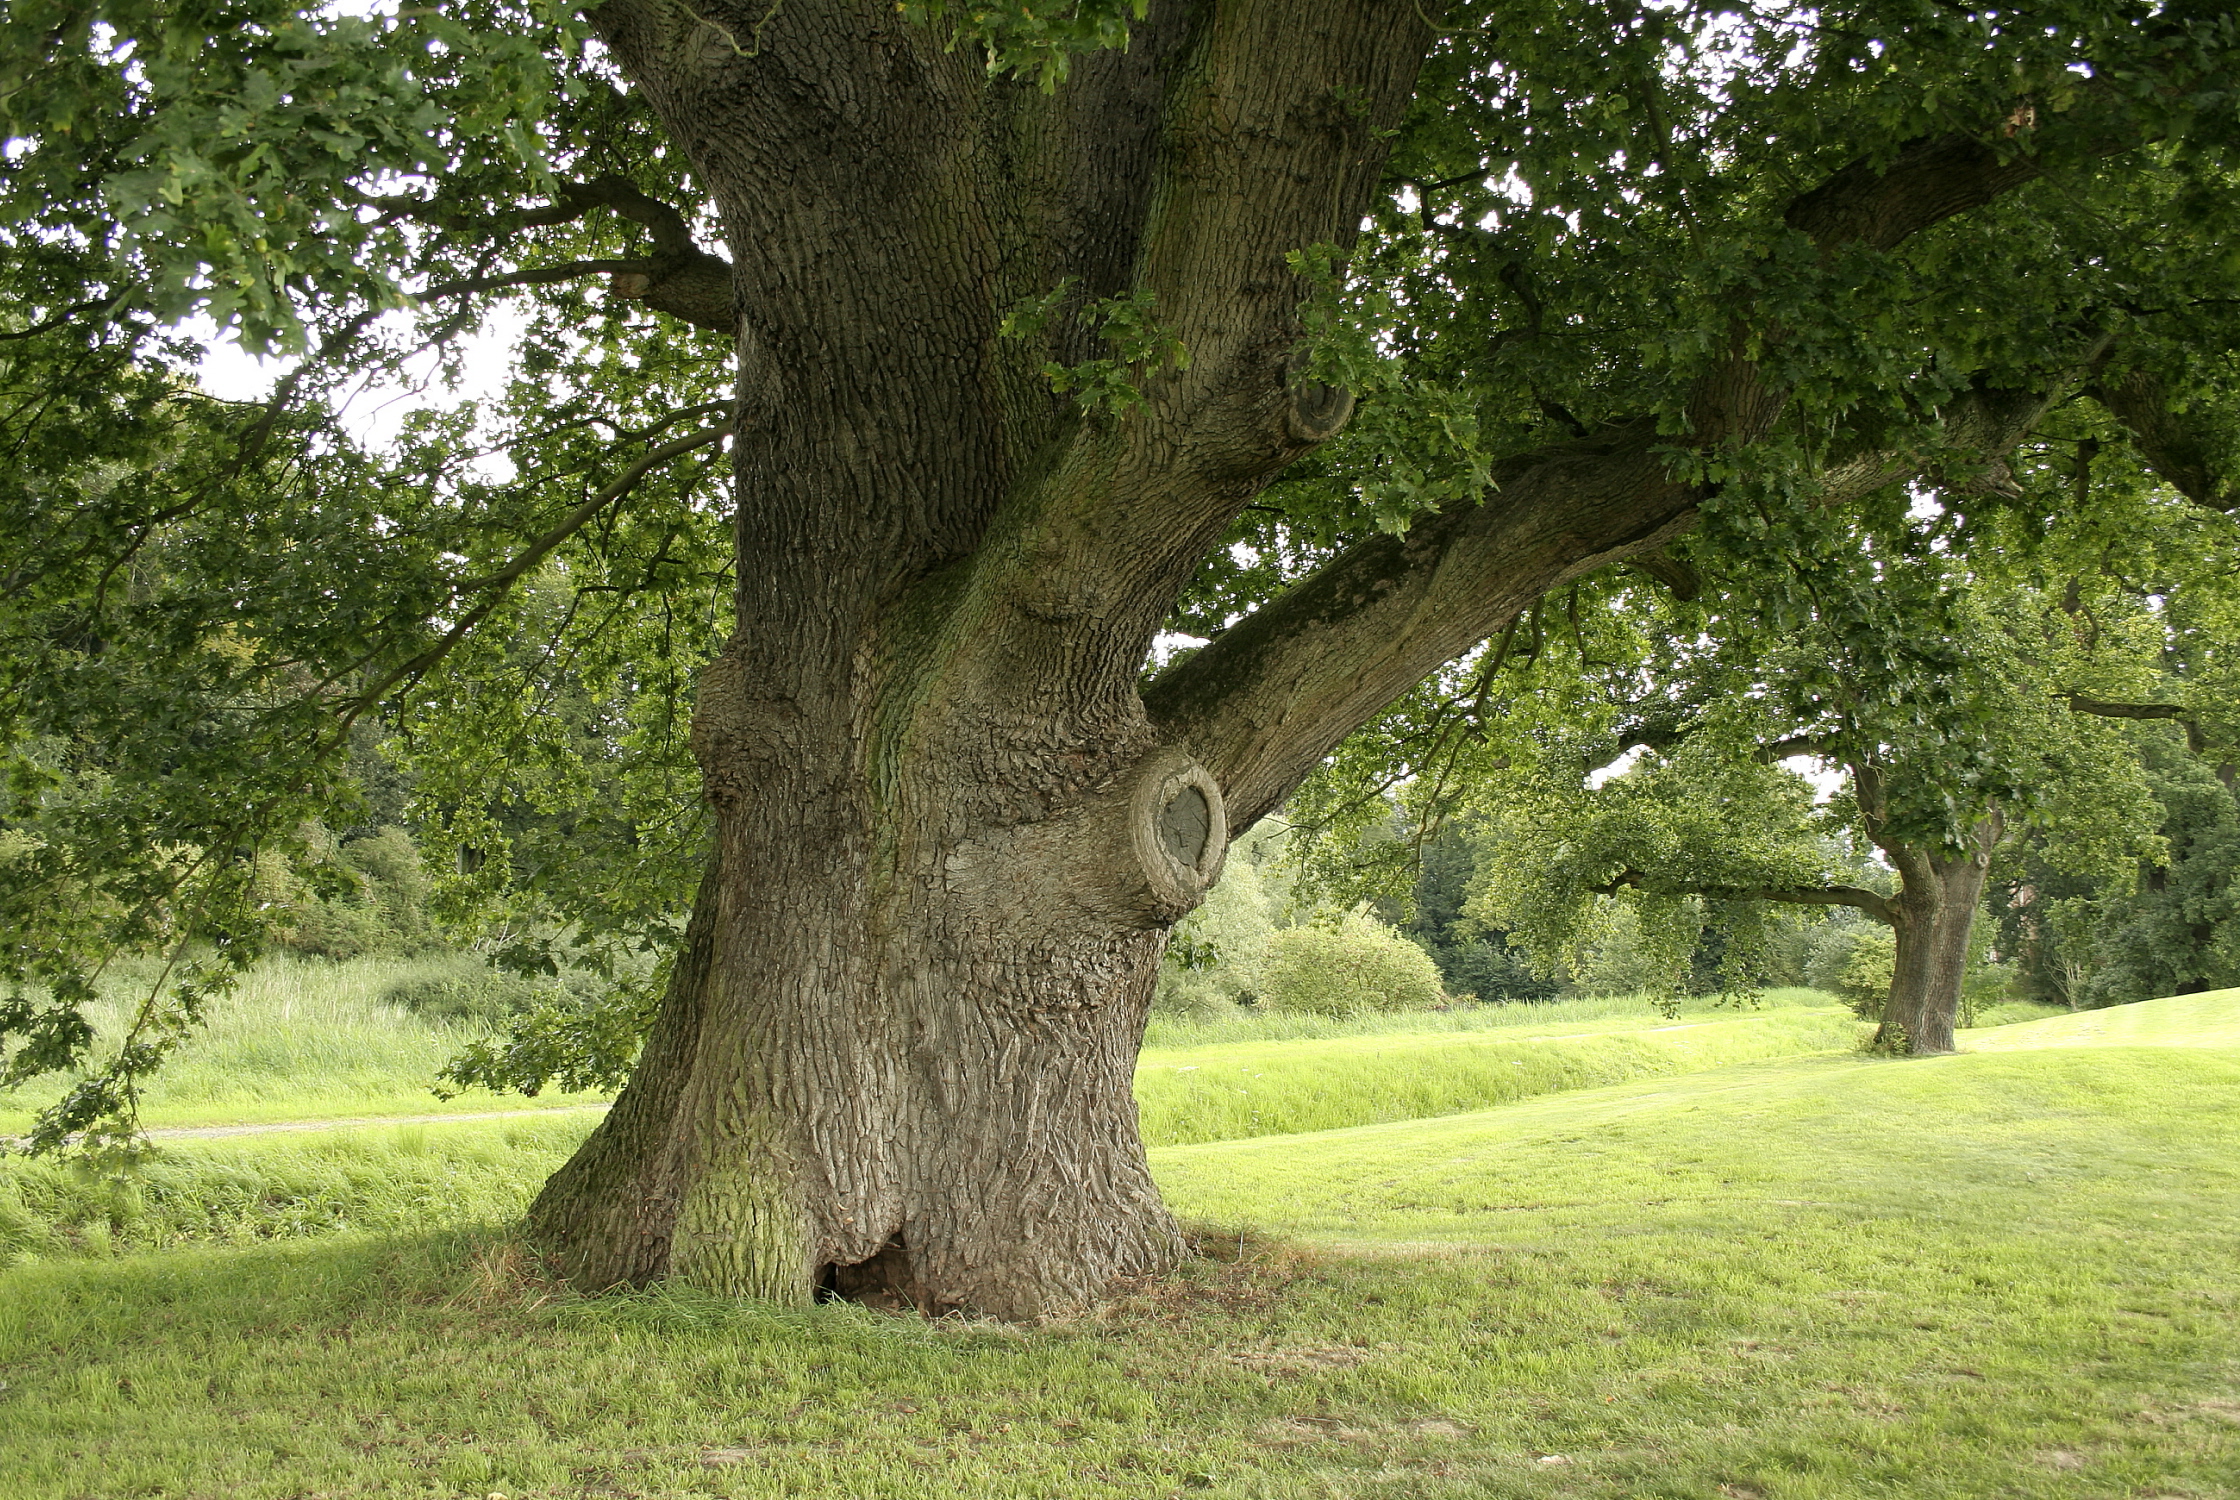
xmin=1872 ymin=818 xmax=1999 ymax=1056
xmin=527 ymin=0 xmax=1433 ymax=1317
xmin=530 ymin=741 xmax=1218 ymax=1317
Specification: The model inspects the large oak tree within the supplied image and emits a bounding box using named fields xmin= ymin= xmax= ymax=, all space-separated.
xmin=4 ymin=0 xmax=2237 ymax=1316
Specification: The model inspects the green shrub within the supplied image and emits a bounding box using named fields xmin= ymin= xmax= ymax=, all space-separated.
xmin=1568 ymin=902 xmax=1671 ymax=998
xmin=1834 ymin=928 xmax=1896 ymax=1019
xmin=1799 ymin=909 xmax=1881 ymax=993
xmin=1258 ymin=916 xmax=1445 ymax=1017
xmin=254 ymin=824 xmax=443 ymax=961
xmin=1154 ymin=859 xmax=1277 ymax=1019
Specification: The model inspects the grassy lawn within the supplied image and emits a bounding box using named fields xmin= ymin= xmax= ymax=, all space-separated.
xmin=0 ymin=992 xmax=2235 ymax=1496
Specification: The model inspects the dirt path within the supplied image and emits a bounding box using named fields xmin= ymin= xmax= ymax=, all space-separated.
xmin=136 ymin=1104 xmax=612 ymax=1142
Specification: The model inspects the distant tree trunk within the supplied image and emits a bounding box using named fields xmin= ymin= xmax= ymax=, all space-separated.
xmin=1872 ymin=814 xmax=2001 ymax=1056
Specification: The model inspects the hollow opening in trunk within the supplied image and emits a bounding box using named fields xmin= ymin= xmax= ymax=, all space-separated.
xmin=1159 ymin=784 xmax=1210 ymax=867
xmin=816 ymin=1236 xmax=940 ymax=1313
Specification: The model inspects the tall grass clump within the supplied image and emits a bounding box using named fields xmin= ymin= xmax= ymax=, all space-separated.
xmin=0 ymin=953 xmax=612 ymax=1131
xmin=0 ymin=1113 xmax=595 ymax=1263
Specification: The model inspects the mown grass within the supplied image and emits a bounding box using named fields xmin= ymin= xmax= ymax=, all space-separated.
xmin=1135 ymin=1005 xmax=1859 ymax=1146
xmin=0 ymin=994 xmax=2235 ymax=1497
xmin=1959 ymin=989 xmax=2240 ymax=1051
xmin=0 ymin=954 xmax=611 ymax=1135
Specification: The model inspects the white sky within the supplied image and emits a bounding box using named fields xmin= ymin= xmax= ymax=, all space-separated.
xmin=193 ymin=310 xmax=525 ymax=480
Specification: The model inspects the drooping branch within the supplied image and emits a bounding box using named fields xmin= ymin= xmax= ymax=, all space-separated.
xmin=334 ymin=419 xmax=732 ymax=730
xmin=1625 ymin=548 xmax=1701 ymax=600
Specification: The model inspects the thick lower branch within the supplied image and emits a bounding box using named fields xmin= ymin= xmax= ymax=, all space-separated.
xmin=1152 ymin=352 xmax=2088 ymax=833
xmin=1591 ymin=866 xmax=1895 ymax=924
xmin=1747 ymin=885 xmax=1896 ymax=924
xmin=2088 ymin=367 xmax=2239 ymax=512
xmin=1147 ymin=422 xmax=1695 ymax=829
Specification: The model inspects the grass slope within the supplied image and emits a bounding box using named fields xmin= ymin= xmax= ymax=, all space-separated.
xmin=1960 ymin=986 xmax=2240 ymax=1052
xmin=1136 ymin=1006 xmax=1857 ymax=1146
xmin=0 ymin=996 xmax=2234 ymax=1496
xmin=0 ymin=1001 xmax=1857 ymax=1256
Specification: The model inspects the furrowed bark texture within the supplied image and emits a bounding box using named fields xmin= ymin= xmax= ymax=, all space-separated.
xmin=530 ymin=2 xmax=2091 ymax=1315
xmin=1871 ymin=837 xmax=1994 ymax=1056
xmin=532 ymin=0 xmax=1432 ymax=1318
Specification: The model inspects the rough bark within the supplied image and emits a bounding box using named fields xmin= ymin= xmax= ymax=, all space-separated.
xmin=526 ymin=1 xmax=2100 ymax=1315
xmin=532 ymin=0 xmax=1432 ymax=1319
xmin=2088 ymin=366 xmax=2240 ymax=512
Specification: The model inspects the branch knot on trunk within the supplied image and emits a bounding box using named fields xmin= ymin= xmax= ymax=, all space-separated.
xmin=1283 ymin=347 xmax=1355 ymax=445
xmin=1129 ymin=750 xmax=1228 ymax=919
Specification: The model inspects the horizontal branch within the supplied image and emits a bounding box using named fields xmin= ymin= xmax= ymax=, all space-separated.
xmin=1760 ymin=734 xmax=1836 ymax=763
xmin=1591 ymin=867 xmax=1895 ymax=924
xmin=2066 ymin=693 xmax=2207 ymax=753
xmin=0 ymin=293 xmax=128 ymax=342
xmin=417 ymin=254 xmax=736 ymax=336
xmin=389 ymin=173 xmax=737 ymax=334
xmin=1745 ymin=885 xmax=1896 ymax=924
xmin=418 ymin=260 xmax=649 ymax=301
